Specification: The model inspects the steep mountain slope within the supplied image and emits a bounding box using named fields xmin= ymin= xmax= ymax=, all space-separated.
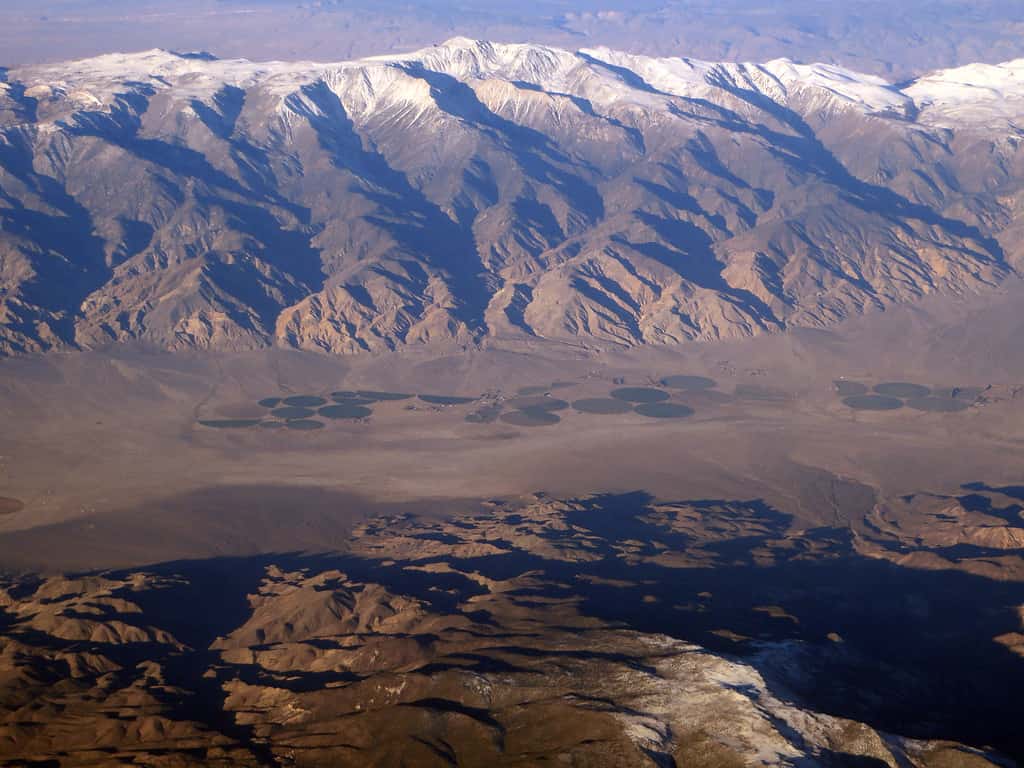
xmin=1 ymin=40 xmax=1022 ymax=356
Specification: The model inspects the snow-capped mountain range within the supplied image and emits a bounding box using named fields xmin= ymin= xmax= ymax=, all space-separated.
xmin=2 ymin=38 xmax=1023 ymax=355
xmin=15 ymin=39 xmax=1024 ymax=127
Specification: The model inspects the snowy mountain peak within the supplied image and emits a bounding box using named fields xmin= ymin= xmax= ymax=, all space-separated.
xmin=408 ymin=41 xmax=1024 ymax=125
xmin=10 ymin=39 xmax=1024 ymax=129
xmin=1 ymin=39 xmax=1022 ymax=358
xmin=906 ymin=58 xmax=1024 ymax=127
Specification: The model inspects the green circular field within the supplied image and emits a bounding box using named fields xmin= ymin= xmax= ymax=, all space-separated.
xmin=874 ymin=383 xmax=930 ymax=399
xmin=610 ymin=387 xmax=670 ymax=403
xmin=843 ymin=395 xmax=904 ymax=411
xmin=572 ymin=398 xmax=634 ymax=414
xmin=500 ymin=408 xmax=561 ymax=426
xmin=319 ymin=404 xmax=373 ymax=420
xmin=634 ymin=403 xmax=695 ymax=419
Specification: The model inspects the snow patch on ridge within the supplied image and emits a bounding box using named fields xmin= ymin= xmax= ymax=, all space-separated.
xmin=761 ymin=59 xmax=912 ymax=115
xmin=907 ymin=59 xmax=1024 ymax=128
xmin=7 ymin=39 xmax=1024 ymax=131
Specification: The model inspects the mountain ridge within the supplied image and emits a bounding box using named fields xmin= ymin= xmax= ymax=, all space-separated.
xmin=1 ymin=38 xmax=1022 ymax=355
xmin=13 ymin=38 xmax=1024 ymax=124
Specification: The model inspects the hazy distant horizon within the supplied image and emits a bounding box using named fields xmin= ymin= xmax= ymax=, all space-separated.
xmin=5 ymin=0 xmax=1024 ymax=77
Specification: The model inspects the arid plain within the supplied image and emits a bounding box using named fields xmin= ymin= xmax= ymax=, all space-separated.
xmin=1 ymin=285 xmax=1024 ymax=765
xmin=1 ymin=282 xmax=1023 ymax=571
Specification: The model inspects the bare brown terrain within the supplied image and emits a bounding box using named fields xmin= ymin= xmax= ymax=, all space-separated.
xmin=4 ymin=10 xmax=1024 ymax=767
xmin=0 ymin=485 xmax=1021 ymax=765
xmin=1 ymin=279 xmax=1023 ymax=569
xmin=5 ymin=38 xmax=1024 ymax=359
xmin=0 ymin=280 xmax=1023 ymax=765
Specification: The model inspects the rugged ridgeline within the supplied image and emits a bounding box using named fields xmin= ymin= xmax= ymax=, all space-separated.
xmin=1 ymin=39 xmax=1023 ymax=355
xmin=2 ymin=490 xmax=1022 ymax=766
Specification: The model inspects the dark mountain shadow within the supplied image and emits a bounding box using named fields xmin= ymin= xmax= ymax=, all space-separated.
xmin=611 ymin=211 xmax=783 ymax=325
xmin=511 ymin=196 xmax=565 ymax=245
xmin=416 ymin=492 xmax=1024 ymax=760
xmin=189 ymin=85 xmax=300 ymax=214
xmin=51 ymin=85 xmax=327 ymax=335
xmin=190 ymin=85 xmax=244 ymax=141
xmin=57 ymin=490 xmax=1011 ymax=757
xmin=961 ymin=481 xmax=1024 ymax=503
xmin=0 ymin=129 xmax=109 ymax=343
xmin=491 ymin=196 xmax=566 ymax=269
xmin=511 ymin=78 xmax=646 ymax=153
xmin=572 ymin=52 xmax=764 ymax=153
xmin=452 ymin=157 xmax=499 ymax=226
xmin=0 ymin=555 xmax=280 ymax=764
xmin=0 ymin=203 xmax=107 ymax=335
xmin=207 ymin=195 xmax=324 ymax=292
xmin=668 ymin=95 xmax=759 ymax=133
xmin=112 ymin=217 xmax=155 ymax=264
xmin=568 ymin=272 xmax=642 ymax=339
xmin=127 ymin=561 xmax=279 ymax=765
xmin=1 ymin=76 xmax=38 ymax=124
xmin=109 ymin=134 xmax=253 ymax=199
xmin=682 ymin=134 xmax=776 ymax=219
xmin=627 ymin=75 xmax=1003 ymax=278
xmin=401 ymin=64 xmax=605 ymax=223
xmin=502 ymin=282 xmax=536 ymax=336
xmin=64 ymin=84 xmax=307 ymax=215
xmin=955 ymin=483 xmax=1024 ymax=526
xmin=780 ymin=219 xmax=881 ymax=298
xmin=287 ymin=80 xmax=491 ymax=335
xmin=5 ymin=481 xmax=1023 ymax=761
xmin=633 ymin=176 xmax=730 ymax=234
xmin=400 ymin=698 xmax=504 ymax=733
xmin=73 ymin=547 xmax=493 ymax=762
xmin=414 ymin=653 xmax=531 ymax=676
xmin=170 ymin=51 xmax=219 ymax=62
xmin=705 ymin=76 xmax=1008 ymax=269
xmin=576 ymin=52 xmax=663 ymax=98
xmin=810 ymin=755 xmax=891 ymax=768
xmin=197 ymin=258 xmax=294 ymax=334
xmin=625 ymin=212 xmax=726 ymax=286
xmin=60 ymin=87 xmax=153 ymax=139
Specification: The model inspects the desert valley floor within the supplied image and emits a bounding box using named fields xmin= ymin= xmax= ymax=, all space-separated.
xmin=0 ymin=284 xmax=1023 ymax=766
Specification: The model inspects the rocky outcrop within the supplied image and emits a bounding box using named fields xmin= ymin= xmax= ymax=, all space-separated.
xmin=1 ymin=489 xmax=1021 ymax=765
